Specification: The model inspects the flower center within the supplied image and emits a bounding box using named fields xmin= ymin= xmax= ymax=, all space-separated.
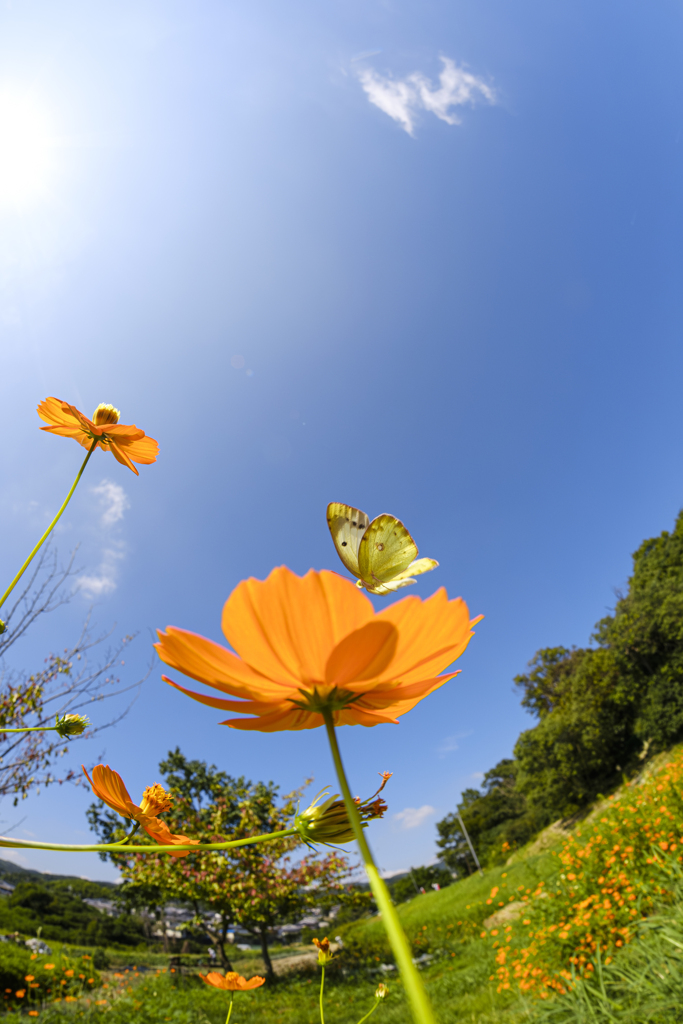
xmin=92 ymin=403 xmax=121 ymax=426
xmin=139 ymin=783 xmax=173 ymax=816
xmin=289 ymin=686 xmax=360 ymax=714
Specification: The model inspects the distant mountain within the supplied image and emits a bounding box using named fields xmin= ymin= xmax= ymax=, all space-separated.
xmin=0 ymin=856 xmax=118 ymax=889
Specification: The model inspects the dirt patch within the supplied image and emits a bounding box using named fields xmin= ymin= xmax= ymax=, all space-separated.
xmin=482 ymin=901 xmax=526 ymax=930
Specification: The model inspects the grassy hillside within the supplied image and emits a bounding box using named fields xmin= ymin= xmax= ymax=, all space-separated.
xmin=3 ymin=747 xmax=683 ymax=1021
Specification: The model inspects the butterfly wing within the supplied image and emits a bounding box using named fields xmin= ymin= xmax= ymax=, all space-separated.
xmin=357 ymin=514 xmax=418 ymax=589
xmin=326 ymin=503 xmax=370 ymax=578
xmin=367 ymin=557 xmax=440 ymax=594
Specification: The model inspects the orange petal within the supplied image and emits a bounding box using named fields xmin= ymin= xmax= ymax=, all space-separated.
xmin=83 ymin=765 xmax=140 ymax=819
xmin=102 ymin=423 xmax=145 ymax=440
xmin=241 ymin=976 xmax=266 ymax=989
xmin=224 ymin=705 xmax=324 ymax=732
xmin=117 ymin=434 xmax=159 ymax=465
xmin=325 ymin=621 xmax=398 ymax=687
xmin=142 ymin=820 xmax=199 ymax=858
xmin=374 ymin=591 xmax=481 ymax=683
xmin=164 ymin=677 xmax=283 ymax=715
xmin=156 ymin=628 xmax=287 ymax=700
xmin=37 ymin=397 xmax=84 ymax=430
xmin=221 ymin=568 xmax=374 ymax=687
xmin=199 ymin=972 xmax=228 ymax=989
xmin=109 ymin=442 xmax=139 ymax=474
xmin=354 ymin=670 xmax=460 ymax=710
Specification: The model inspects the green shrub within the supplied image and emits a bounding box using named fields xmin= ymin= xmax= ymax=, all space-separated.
xmin=0 ymin=941 xmax=33 ymax=996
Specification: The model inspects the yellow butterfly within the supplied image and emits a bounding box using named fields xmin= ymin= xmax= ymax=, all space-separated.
xmin=326 ymin=502 xmax=438 ymax=595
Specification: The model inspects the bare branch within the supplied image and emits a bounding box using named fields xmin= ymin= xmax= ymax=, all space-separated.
xmin=0 ymin=549 xmax=149 ymax=803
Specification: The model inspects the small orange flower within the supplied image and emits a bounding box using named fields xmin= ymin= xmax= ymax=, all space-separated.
xmin=82 ymin=764 xmax=199 ymax=858
xmin=156 ymin=567 xmax=482 ymax=731
xmin=37 ymin=397 xmax=158 ymax=476
xmin=313 ymin=937 xmax=336 ymax=965
xmin=199 ymin=971 xmax=266 ymax=991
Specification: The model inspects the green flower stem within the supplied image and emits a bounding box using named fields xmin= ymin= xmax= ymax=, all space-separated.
xmin=319 ymin=965 xmax=326 ymax=1024
xmin=1 ymin=726 xmax=68 ymax=734
xmin=117 ymin=822 xmax=141 ymax=845
xmin=225 ymin=993 xmax=234 ymax=1024
xmin=322 ymin=710 xmax=437 ymax=1024
xmin=356 ymin=1000 xmax=380 ymax=1024
xmin=0 ymin=438 xmax=98 ymax=616
xmin=0 ymin=825 xmax=298 ymax=855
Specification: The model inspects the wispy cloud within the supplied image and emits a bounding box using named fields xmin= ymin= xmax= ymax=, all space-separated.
xmin=92 ymin=479 xmax=130 ymax=527
xmin=79 ymin=543 xmax=125 ymax=598
xmin=78 ymin=479 xmax=130 ymax=597
xmin=358 ymin=57 xmax=495 ymax=136
xmin=393 ymin=805 xmax=437 ymax=830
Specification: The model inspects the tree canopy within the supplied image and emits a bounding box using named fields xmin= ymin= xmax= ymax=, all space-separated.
xmin=436 ymin=510 xmax=683 ymax=865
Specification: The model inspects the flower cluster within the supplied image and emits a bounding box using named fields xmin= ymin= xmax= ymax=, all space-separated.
xmin=2 ymin=952 xmax=100 ymax=1009
xmin=486 ymin=748 xmax=683 ymax=997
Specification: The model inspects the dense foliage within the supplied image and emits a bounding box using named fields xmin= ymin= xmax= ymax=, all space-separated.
xmin=0 ymin=881 xmax=146 ymax=947
xmin=436 ymin=510 xmax=683 ymax=859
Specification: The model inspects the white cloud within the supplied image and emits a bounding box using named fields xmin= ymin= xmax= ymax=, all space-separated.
xmin=92 ymin=479 xmax=130 ymax=527
xmin=79 ymin=542 xmax=126 ymax=598
xmin=358 ymin=57 xmax=495 ymax=136
xmin=438 ymin=736 xmax=459 ymax=755
xmin=393 ymin=805 xmax=437 ymax=830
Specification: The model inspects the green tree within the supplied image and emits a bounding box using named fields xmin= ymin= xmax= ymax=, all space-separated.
xmin=391 ymin=865 xmax=453 ymax=904
xmin=88 ymin=749 xmax=363 ymax=979
xmin=436 ymin=759 xmax=543 ymax=871
xmin=0 ymin=881 xmax=146 ymax=946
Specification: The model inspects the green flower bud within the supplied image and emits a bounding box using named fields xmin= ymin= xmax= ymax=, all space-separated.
xmin=0 ymin=621 xmax=6 ymax=635
xmin=295 ymin=774 xmax=392 ymax=847
xmin=55 ymin=714 xmax=90 ymax=738
xmin=296 ymin=790 xmax=356 ymax=845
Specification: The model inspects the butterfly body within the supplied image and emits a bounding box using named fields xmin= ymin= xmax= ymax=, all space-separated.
xmin=326 ymin=502 xmax=438 ymax=594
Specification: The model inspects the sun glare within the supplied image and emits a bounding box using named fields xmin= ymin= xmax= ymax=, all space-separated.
xmin=0 ymin=92 xmax=57 ymax=208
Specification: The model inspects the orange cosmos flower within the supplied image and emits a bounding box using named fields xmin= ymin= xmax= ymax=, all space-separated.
xmin=82 ymin=764 xmax=198 ymax=857
xmin=37 ymin=397 xmax=158 ymax=475
xmin=199 ymin=971 xmax=265 ymax=991
xmin=156 ymin=567 xmax=482 ymax=731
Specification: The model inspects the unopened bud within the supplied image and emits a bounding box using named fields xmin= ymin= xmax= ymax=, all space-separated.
xmin=375 ymin=982 xmax=388 ymax=999
xmin=0 ymin=621 xmax=5 ymax=635
xmin=296 ymin=774 xmax=392 ymax=848
xmin=55 ymin=714 xmax=90 ymax=738
xmin=296 ymin=790 xmax=355 ymax=845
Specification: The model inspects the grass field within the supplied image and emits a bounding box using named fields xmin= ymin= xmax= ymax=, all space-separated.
xmin=5 ymin=747 xmax=683 ymax=1022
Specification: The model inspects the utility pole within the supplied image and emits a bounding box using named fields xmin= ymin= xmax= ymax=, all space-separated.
xmin=456 ymin=811 xmax=484 ymax=877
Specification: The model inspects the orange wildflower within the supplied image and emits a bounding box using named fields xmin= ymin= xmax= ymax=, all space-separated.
xmin=82 ymin=764 xmax=198 ymax=858
xmin=199 ymin=972 xmax=265 ymax=991
xmin=156 ymin=567 xmax=482 ymax=731
xmin=37 ymin=398 xmax=158 ymax=475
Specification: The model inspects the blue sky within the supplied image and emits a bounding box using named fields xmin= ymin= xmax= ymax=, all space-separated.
xmin=1 ymin=0 xmax=682 ymax=883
